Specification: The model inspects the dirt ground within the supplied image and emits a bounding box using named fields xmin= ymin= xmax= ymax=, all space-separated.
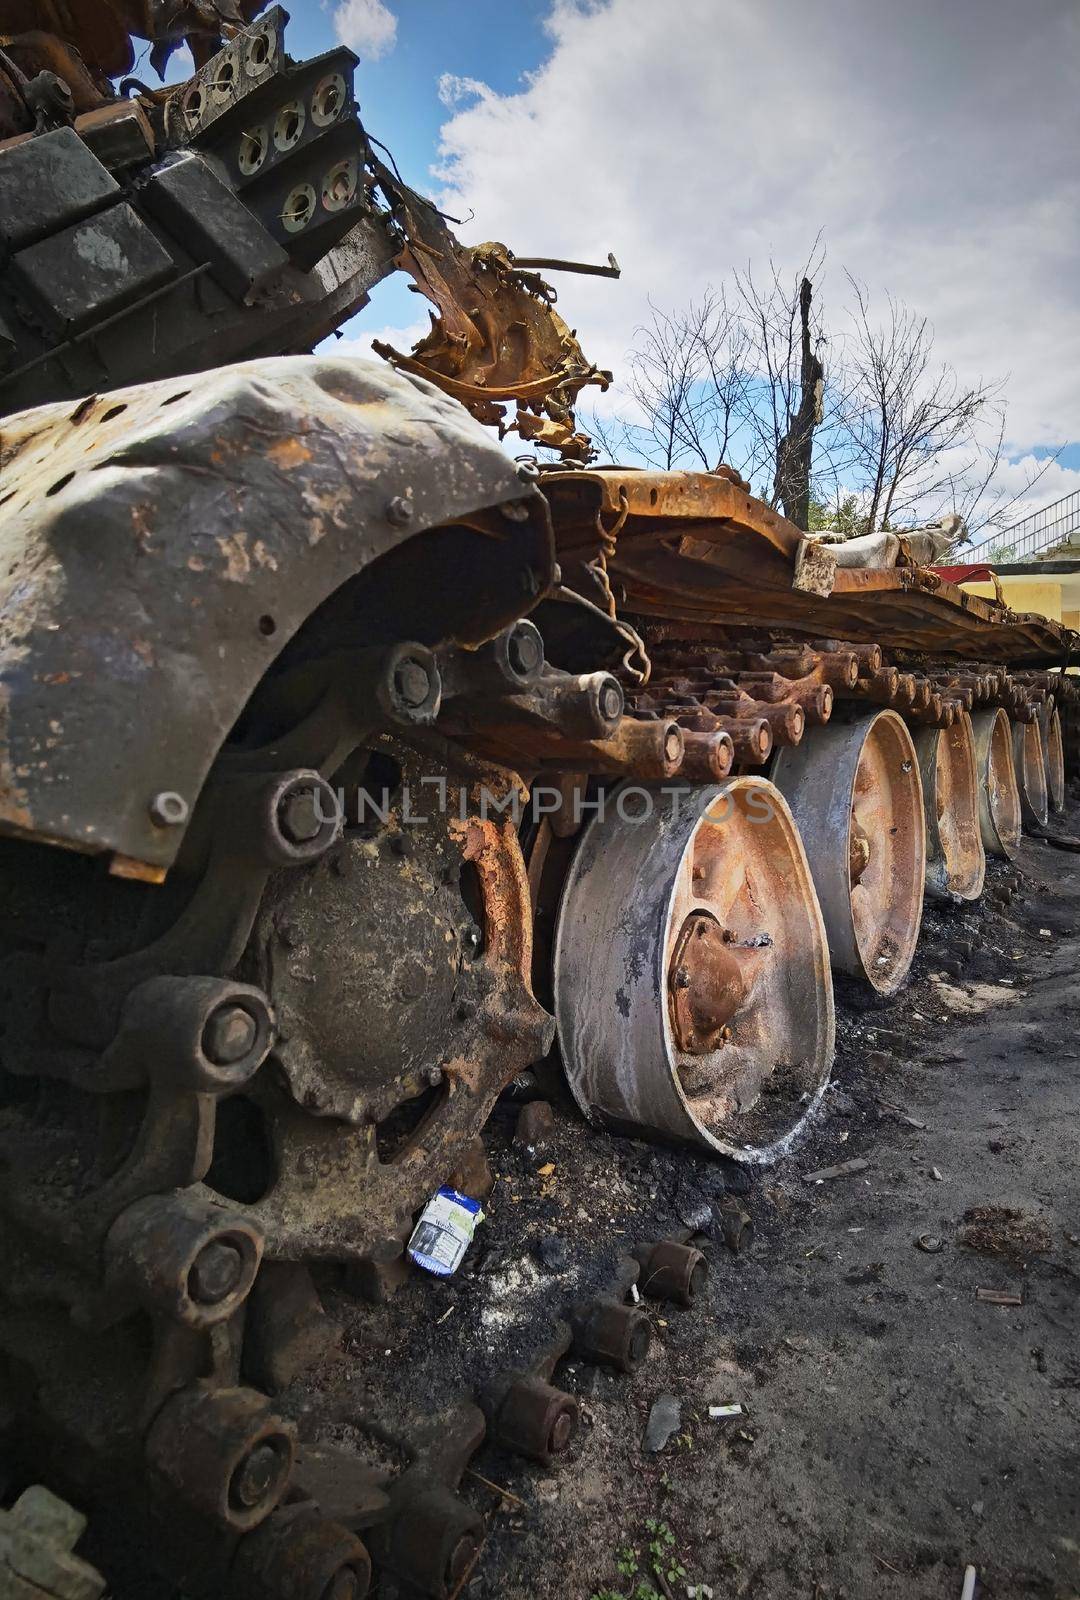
xmin=292 ymin=791 xmax=1080 ymax=1600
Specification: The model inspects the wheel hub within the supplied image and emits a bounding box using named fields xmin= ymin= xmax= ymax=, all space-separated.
xmin=668 ymin=912 xmax=750 ymax=1052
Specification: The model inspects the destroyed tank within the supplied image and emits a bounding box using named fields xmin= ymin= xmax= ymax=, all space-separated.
xmin=0 ymin=9 xmax=1077 ymax=1600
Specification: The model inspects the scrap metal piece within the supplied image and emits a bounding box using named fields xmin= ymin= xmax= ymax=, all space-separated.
xmin=508 ymin=251 xmax=621 ymax=279
xmin=0 ymin=1 xmax=269 ymax=85
xmin=571 ymin=1296 xmax=651 ymax=1372
xmin=635 ymin=1240 xmax=707 ymax=1307
xmin=494 ymin=1376 xmax=578 ymax=1465
xmin=369 ymin=160 xmax=611 ymax=461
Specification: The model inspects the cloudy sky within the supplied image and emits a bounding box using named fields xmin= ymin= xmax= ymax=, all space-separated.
xmin=179 ymin=1 xmax=1080 ymax=522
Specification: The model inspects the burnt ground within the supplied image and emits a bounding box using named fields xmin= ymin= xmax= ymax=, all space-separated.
xmin=289 ymin=789 xmax=1080 ymax=1600
xmin=98 ymin=792 xmax=1080 ymax=1600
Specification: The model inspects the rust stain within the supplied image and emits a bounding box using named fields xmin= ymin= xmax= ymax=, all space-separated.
xmin=267 ymin=437 xmax=314 ymax=471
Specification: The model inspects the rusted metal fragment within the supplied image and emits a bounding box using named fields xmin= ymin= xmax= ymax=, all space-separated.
xmin=369 ymin=161 xmax=610 ymax=461
xmin=0 ymin=0 xmax=268 ymax=89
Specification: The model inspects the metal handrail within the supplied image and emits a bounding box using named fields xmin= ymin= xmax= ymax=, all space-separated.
xmin=967 ymin=488 xmax=1080 ymax=562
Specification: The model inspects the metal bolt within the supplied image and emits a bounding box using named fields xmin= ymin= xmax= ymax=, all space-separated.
xmin=385 ymin=495 xmax=413 ymax=527
xmin=599 ymin=681 xmax=624 ymax=721
xmin=278 ymin=788 xmax=322 ymax=844
xmin=189 ymin=1240 xmax=244 ymax=1304
xmin=203 ymin=1004 xmax=258 ymax=1065
xmin=231 ymin=1442 xmax=282 ymax=1509
xmin=393 ymin=658 xmax=431 ymax=708
xmin=507 ymin=624 xmax=543 ymax=678
xmin=149 ymin=790 xmax=188 ymax=827
xmin=673 ymin=965 xmax=691 ymax=989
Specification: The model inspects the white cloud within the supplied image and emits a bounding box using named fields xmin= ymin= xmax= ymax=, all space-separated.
xmin=332 ymin=0 xmax=397 ymax=61
xmin=330 ymin=320 xmax=429 ymax=362
xmin=437 ymin=73 xmax=492 ymax=109
xmin=974 ymin=453 xmax=1080 ymax=530
xmin=431 ymin=0 xmax=1080 ymax=459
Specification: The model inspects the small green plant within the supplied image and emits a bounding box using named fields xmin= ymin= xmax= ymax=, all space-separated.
xmin=645 ymin=1520 xmax=687 ymax=1588
xmin=589 ymin=1520 xmax=692 ymax=1600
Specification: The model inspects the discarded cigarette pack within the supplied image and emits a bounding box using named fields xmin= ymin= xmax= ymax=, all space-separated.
xmin=408 ymin=1187 xmax=485 ymax=1277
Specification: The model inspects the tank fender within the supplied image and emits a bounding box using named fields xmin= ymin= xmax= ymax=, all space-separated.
xmin=0 ymin=354 xmax=546 ymax=867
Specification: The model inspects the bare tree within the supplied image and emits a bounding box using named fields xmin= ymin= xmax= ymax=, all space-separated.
xmin=840 ymin=277 xmax=1001 ymax=533
xmin=587 ymin=288 xmax=749 ymax=472
xmin=730 ymin=240 xmax=851 ymax=525
xmin=773 ymin=277 xmax=825 ymax=527
xmin=583 ymin=246 xmax=836 ymax=521
xmin=582 ymin=246 xmax=1051 ymax=546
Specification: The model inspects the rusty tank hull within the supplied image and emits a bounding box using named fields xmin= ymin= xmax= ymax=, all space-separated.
xmin=0 ymin=14 xmax=1078 ymax=1600
xmin=1 ymin=374 xmax=1075 ymax=1598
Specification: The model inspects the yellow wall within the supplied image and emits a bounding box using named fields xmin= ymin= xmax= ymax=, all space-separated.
xmin=962 ymin=578 xmax=1063 ymax=620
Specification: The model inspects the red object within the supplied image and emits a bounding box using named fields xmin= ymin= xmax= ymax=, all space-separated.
xmin=932 ymin=564 xmax=996 ymax=584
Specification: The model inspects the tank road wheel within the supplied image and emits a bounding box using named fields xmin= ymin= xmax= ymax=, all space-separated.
xmin=910 ymin=710 xmax=985 ymax=902
xmin=772 ymin=710 xmax=925 ymax=994
xmin=970 ymin=707 xmax=1022 ymax=858
xmin=1041 ymin=703 xmax=1066 ymax=815
xmin=1012 ymin=716 xmax=1049 ymax=830
xmin=554 ymin=777 xmax=834 ymax=1163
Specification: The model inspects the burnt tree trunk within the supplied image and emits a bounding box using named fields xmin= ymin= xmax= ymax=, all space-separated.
xmin=774 ymin=276 xmax=824 ymax=530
